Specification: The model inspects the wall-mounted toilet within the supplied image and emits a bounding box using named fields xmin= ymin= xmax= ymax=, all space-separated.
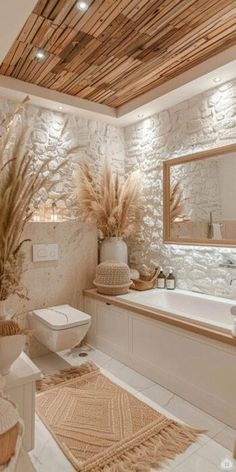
xmin=29 ymin=304 xmax=91 ymax=352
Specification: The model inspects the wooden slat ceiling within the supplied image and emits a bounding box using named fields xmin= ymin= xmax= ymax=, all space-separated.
xmin=1 ymin=0 xmax=236 ymax=108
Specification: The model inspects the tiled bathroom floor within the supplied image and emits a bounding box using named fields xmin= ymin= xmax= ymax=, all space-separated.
xmin=30 ymin=346 xmax=236 ymax=472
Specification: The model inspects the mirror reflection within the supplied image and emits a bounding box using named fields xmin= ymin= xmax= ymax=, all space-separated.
xmin=168 ymin=151 xmax=236 ymax=242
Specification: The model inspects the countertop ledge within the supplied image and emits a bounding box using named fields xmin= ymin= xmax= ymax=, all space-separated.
xmin=4 ymin=353 xmax=41 ymax=390
xmin=84 ymin=288 xmax=236 ymax=348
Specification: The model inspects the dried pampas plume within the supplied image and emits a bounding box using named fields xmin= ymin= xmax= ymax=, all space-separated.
xmin=0 ymin=97 xmax=69 ymax=301
xmin=170 ymin=181 xmax=185 ymax=223
xmin=75 ymin=160 xmax=142 ymax=238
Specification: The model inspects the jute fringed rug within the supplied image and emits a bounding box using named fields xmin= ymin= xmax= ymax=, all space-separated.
xmin=36 ymin=362 xmax=200 ymax=472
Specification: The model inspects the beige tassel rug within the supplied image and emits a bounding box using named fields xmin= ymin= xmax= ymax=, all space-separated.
xmin=36 ymin=362 xmax=201 ymax=472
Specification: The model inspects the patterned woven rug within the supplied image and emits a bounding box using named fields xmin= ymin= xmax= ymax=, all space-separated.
xmin=36 ymin=362 xmax=200 ymax=472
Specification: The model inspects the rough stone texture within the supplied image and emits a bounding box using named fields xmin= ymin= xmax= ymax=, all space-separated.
xmin=0 ymin=97 xmax=125 ymax=355
xmin=171 ymin=159 xmax=222 ymax=221
xmin=0 ymin=97 xmax=125 ymax=214
xmin=124 ymin=79 xmax=236 ymax=299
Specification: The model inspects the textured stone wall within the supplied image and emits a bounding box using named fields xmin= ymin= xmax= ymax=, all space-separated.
xmin=124 ymin=80 xmax=236 ymax=299
xmin=0 ymin=97 xmax=125 ymax=216
xmin=171 ymin=159 xmax=222 ymax=221
xmin=0 ymin=96 xmax=125 ymax=356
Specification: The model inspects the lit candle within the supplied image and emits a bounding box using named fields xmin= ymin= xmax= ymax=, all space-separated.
xmin=51 ymin=202 xmax=57 ymax=222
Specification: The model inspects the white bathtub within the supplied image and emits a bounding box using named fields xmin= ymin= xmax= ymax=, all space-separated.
xmin=118 ymin=289 xmax=235 ymax=334
xmin=84 ymin=288 xmax=236 ymax=427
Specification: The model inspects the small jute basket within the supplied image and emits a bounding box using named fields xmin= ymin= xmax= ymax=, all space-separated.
xmin=94 ymin=261 xmax=132 ymax=295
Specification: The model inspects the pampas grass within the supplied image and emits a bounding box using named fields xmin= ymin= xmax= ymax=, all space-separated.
xmin=75 ymin=160 xmax=142 ymax=238
xmin=170 ymin=181 xmax=185 ymax=223
xmin=0 ymin=98 xmax=68 ymax=301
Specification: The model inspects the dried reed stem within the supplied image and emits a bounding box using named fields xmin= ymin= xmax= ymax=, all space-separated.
xmin=75 ymin=160 xmax=142 ymax=238
xmin=0 ymin=98 xmax=69 ymax=301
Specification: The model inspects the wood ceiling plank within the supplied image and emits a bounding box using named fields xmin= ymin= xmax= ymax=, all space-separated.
xmin=90 ymin=0 xmax=134 ymax=38
xmin=49 ymin=26 xmax=80 ymax=55
xmin=109 ymin=31 xmax=236 ymax=106
xmin=33 ymin=0 xmax=49 ymax=16
xmin=166 ymin=4 xmax=236 ymax=53
xmin=17 ymin=13 xmax=39 ymax=43
xmin=39 ymin=0 xmax=60 ymax=19
xmin=140 ymin=0 xmax=197 ymax=36
xmin=2 ymin=0 xmax=236 ymax=108
xmin=48 ymin=0 xmax=76 ymax=26
xmin=69 ymin=0 xmax=104 ymax=30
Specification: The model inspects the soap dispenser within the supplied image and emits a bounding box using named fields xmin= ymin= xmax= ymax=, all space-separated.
xmin=157 ymin=267 xmax=166 ymax=289
xmin=166 ymin=268 xmax=176 ymax=290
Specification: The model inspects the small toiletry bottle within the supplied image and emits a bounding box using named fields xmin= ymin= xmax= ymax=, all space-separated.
xmin=166 ymin=268 xmax=176 ymax=290
xmin=157 ymin=267 xmax=166 ymax=289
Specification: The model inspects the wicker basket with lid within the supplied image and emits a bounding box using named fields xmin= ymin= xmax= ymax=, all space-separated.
xmin=94 ymin=261 xmax=131 ymax=295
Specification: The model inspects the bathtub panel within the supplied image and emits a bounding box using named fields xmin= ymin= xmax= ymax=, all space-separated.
xmin=84 ymin=295 xmax=236 ymax=428
xmin=95 ymin=301 xmax=129 ymax=357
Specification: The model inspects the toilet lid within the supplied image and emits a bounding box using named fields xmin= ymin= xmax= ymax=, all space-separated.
xmin=33 ymin=305 xmax=91 ymax=330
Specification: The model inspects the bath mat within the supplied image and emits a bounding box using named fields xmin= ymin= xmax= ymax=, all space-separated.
xmin=36 ymin=362 xmax=200 ymax=472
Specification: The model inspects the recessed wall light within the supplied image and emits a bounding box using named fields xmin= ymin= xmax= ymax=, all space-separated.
xmin=76 ymin=1 xmax=88 ymax=11
xmin=35 ymin=49 xmax=47 ymax=60
xmin=213 ymin=77 xmax=221 ymax=83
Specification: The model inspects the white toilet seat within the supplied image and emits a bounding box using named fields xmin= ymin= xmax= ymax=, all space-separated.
xmin=33 ymin=304 xmax=91 ymax=330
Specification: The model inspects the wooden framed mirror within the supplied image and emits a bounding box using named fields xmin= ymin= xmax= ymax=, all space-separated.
xmin=163 ymin=143 xmax=236 ymax=247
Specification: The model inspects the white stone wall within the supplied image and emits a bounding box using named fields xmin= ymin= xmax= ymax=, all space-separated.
xmin=124 ymin=80 xmax=236 ymax=298
xmin=171 ymin=159 xmax=222 ymax=221
xmin=0 ymin=96 xmax=125 ymax=353
xmin=0 ymin=97 xmax=125 ymax=214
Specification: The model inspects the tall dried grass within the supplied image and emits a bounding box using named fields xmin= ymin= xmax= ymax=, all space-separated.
xmin=75 ymin=160 xmax=142 ymax=238
xmin=0 ymin=98 xmax=68 ymax=301
xmin=170 ymin=181 xmax=185 ymax=223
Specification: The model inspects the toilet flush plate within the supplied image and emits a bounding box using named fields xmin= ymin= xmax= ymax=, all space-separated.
xmin=33 ymin=244 xmax=58 ymax=262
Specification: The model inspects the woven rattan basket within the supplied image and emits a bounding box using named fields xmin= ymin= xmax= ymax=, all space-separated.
xmin=0 ymin=395 xmax=20 ymax=466
xmin=94 ymin=261 xmax=132 ymax=295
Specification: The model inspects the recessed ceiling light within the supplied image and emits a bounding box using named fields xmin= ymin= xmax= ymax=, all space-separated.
xmin=58 ymin=106 xmax=63 ymax=111
xmin=77 ymin=1 xmax=88 ymax=11
xmin=35 ymin=49 xmax=47 ymax=60
xmin=213 ymin=77 xmax=221 ymax=83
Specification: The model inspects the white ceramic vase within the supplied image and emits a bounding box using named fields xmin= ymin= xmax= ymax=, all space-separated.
xmin=100 ymin=237 xmax=128 ymax=264
xmin=0 ymin=300 xmax=26 ymax=376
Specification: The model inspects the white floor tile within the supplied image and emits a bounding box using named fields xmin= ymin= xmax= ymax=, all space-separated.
xmin=58 ymin=345 xmax=111 ymax=367
xmin=33 ymin=353 xmax=71 ymax=374
xmin=165 ymin=395 xmax=226 ymax=438
xmin=214 ymin=426 xmax=236 ymax=451
xmin=112 ymin=364 xmax=155 ymax=390
xmin=29 ymin=417 xmax=74 ymax=472
xmin=198 ymin=439 xmax=236 ymax=469
xmin=140 ymin=383 xmax=174 ymax=406
xmin=103 ymin=358 xmax=155 ymax=390
xmin=172 ymin=452 xmax=221 ymax=472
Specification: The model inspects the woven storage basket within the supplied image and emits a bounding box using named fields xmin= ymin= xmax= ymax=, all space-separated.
xmin=94 ymin=261 xmax=131 ymax=295
xmin=0 ymin=396 xmax=20 ymax=466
